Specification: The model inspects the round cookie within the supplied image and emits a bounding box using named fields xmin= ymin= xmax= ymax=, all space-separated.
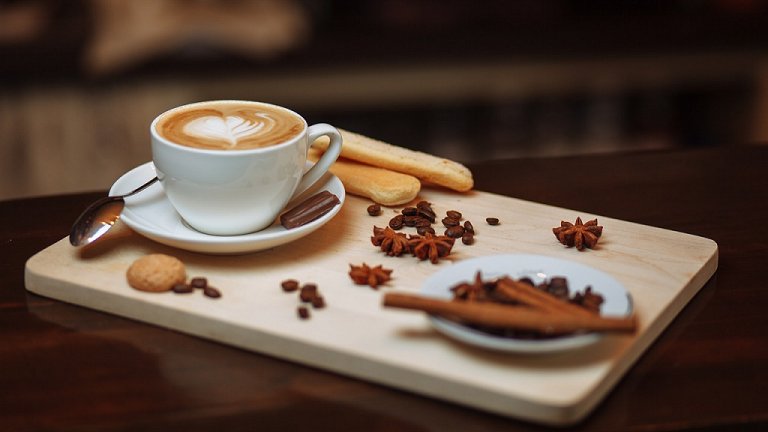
xmin=127 ymin=254 xmax=186 ymax=292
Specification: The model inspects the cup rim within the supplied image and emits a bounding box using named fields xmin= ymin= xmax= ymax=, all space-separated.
xmin=151 ymin=100 xmax=308 ymax=155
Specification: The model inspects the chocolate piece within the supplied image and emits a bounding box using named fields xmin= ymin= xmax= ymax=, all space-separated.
xmin=280 ymin=191 xmax=340 ymax=229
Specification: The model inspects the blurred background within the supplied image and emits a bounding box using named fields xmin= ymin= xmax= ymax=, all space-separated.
xmin=2 ymin=0 xmax=768 ymax=200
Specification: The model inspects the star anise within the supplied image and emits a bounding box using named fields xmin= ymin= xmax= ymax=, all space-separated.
xmin=552 ymin=217 xmax=603 ymax=250
xmin=408 ymin=232 xmax=455 ymax=264
xmin=348 ymin=263 xmax=392 ymax=289
xmin=371 ymin=226 xmax=410 ymax=256
xmin=451 ymin=271 xmax=487 ymax=301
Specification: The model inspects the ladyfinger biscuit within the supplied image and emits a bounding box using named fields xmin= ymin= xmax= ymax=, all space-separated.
xmin=314 ymin=129 xmax=473 ymax=192
xmin=308 ymin=148 xmax=420 ymax=206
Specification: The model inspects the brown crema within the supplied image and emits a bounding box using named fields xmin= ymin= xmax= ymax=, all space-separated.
xmin=156 ymin=101 xmax=305 ymax=150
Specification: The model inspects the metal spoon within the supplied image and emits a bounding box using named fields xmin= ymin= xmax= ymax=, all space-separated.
xmin=69 ymin=177 xmax=159 ymax=246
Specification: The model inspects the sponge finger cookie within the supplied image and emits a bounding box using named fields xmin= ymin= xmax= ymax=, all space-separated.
xmin=308 ymin=148 xmax=420 ymax=206
xmin=314 ymin=129 xmax=473 ymax=192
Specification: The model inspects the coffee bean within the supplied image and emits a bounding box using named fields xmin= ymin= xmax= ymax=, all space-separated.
xmin=403 ymin=215 xmax=421 ymax=227
xmin=203 ymin=286 xmax=221 ymax=298
xmin=414 ymin=218 xmax=432 ymax=228
xmin=297 ymin=306 xmax=310 ymax=319
xmin=442 ymin=217 xmax=460 ymax=227
xmin=281 ymin=279 xmax=299 ymax=292
xmin=463 ymin=220 xmax=474 ymax=234
xmin=300 ymin=284 xmax=317 ymax=302
xmin=311 ymin=296 xmax=326 ymax=309
xmin=190 ymin=277 xmax=207 ymax=289
xmin=462 ymin=232 xmax=474 ymax=245
xmin=445 ymin=225 xmax=465 ymax=238
xmin=417 ymin=226 xmax=436 ymax=236
xmin=367 ymin=204 xmax=381 ymax=216
xmin=486 ymin=217 xmax=500 ymax=225
xmin=418 ymin=212 xmax=436 ymax=223
xmin=446 ymin=210 xmax=462 ymax=220
xmin=401 ymin=207 xmax=418 ymax=216
xmin=172 ymin=283 xmax=194 ymax=294
xmin=389 ymin=215 xmax=404 ymax=230
xmin=416 ymin=201 xmax=436 ymax=222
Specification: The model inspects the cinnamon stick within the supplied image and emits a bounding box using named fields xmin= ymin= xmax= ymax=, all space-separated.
xmin=382 ymin=292 xmax=637 ymax=334
xmin=494 ymin=277 xmax=597 ymax=318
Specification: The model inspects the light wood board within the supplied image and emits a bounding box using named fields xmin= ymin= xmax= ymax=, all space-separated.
xmin=25 ymin=188 xmax=718 ymax=425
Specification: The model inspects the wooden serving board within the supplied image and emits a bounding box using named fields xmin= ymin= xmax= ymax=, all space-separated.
xmin=25 ymin=187 xmax=717 ymax=425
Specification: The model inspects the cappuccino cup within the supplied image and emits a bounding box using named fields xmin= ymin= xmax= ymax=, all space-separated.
xmin=151 ymin=100 xmax=342 ymax=236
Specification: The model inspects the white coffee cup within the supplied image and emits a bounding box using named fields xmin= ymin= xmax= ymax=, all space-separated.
xmin=151 ymin=100 xmax=342 ymax=236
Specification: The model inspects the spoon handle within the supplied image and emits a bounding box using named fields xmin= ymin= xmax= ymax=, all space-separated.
xmin=124 ymin=177 xmax=159 ymax=198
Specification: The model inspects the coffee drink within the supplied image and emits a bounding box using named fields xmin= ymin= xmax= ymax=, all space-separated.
xmin=155 ymin=101 xmax=305 ymax=150
xmin=151 ymin=100 xmax=343 ymax=235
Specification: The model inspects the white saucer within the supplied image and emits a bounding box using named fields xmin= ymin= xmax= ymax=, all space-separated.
xmin=420 ymin=254 xmax=633 ymax=354
xmin=110 ymin=162 xmax=345 ymax=254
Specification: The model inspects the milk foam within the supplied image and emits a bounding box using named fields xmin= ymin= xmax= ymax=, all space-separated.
xmin=184 ymin=115 xmax=269 ymax=147
xmin=156 ymin=101 xmax=304 ymax=150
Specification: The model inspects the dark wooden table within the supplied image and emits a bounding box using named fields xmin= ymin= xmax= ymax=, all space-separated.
xmin=2 ymin=146 xmax=767 ymax=431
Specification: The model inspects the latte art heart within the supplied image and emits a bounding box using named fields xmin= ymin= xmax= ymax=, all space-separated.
xmin=185 ymin=115 xmax=268 ymax=147
xmin=156 ymin=102 xmax=305 ymax=150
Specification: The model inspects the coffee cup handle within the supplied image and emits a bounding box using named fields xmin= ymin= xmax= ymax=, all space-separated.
xmin=293 ymin=123 xmax=342 ymax=197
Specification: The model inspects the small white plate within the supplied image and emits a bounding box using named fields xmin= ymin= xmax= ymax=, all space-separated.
xmin=420 ymin=254 xmax=632 ymax=354
xmin=110 ymin=162 xmax=345 ymax=254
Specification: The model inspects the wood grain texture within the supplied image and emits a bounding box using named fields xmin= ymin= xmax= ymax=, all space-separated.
xmin=25 ymin=184 xmax=717 ymax=425
xmin=5 ymin=146 xmax=767 ymax=432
